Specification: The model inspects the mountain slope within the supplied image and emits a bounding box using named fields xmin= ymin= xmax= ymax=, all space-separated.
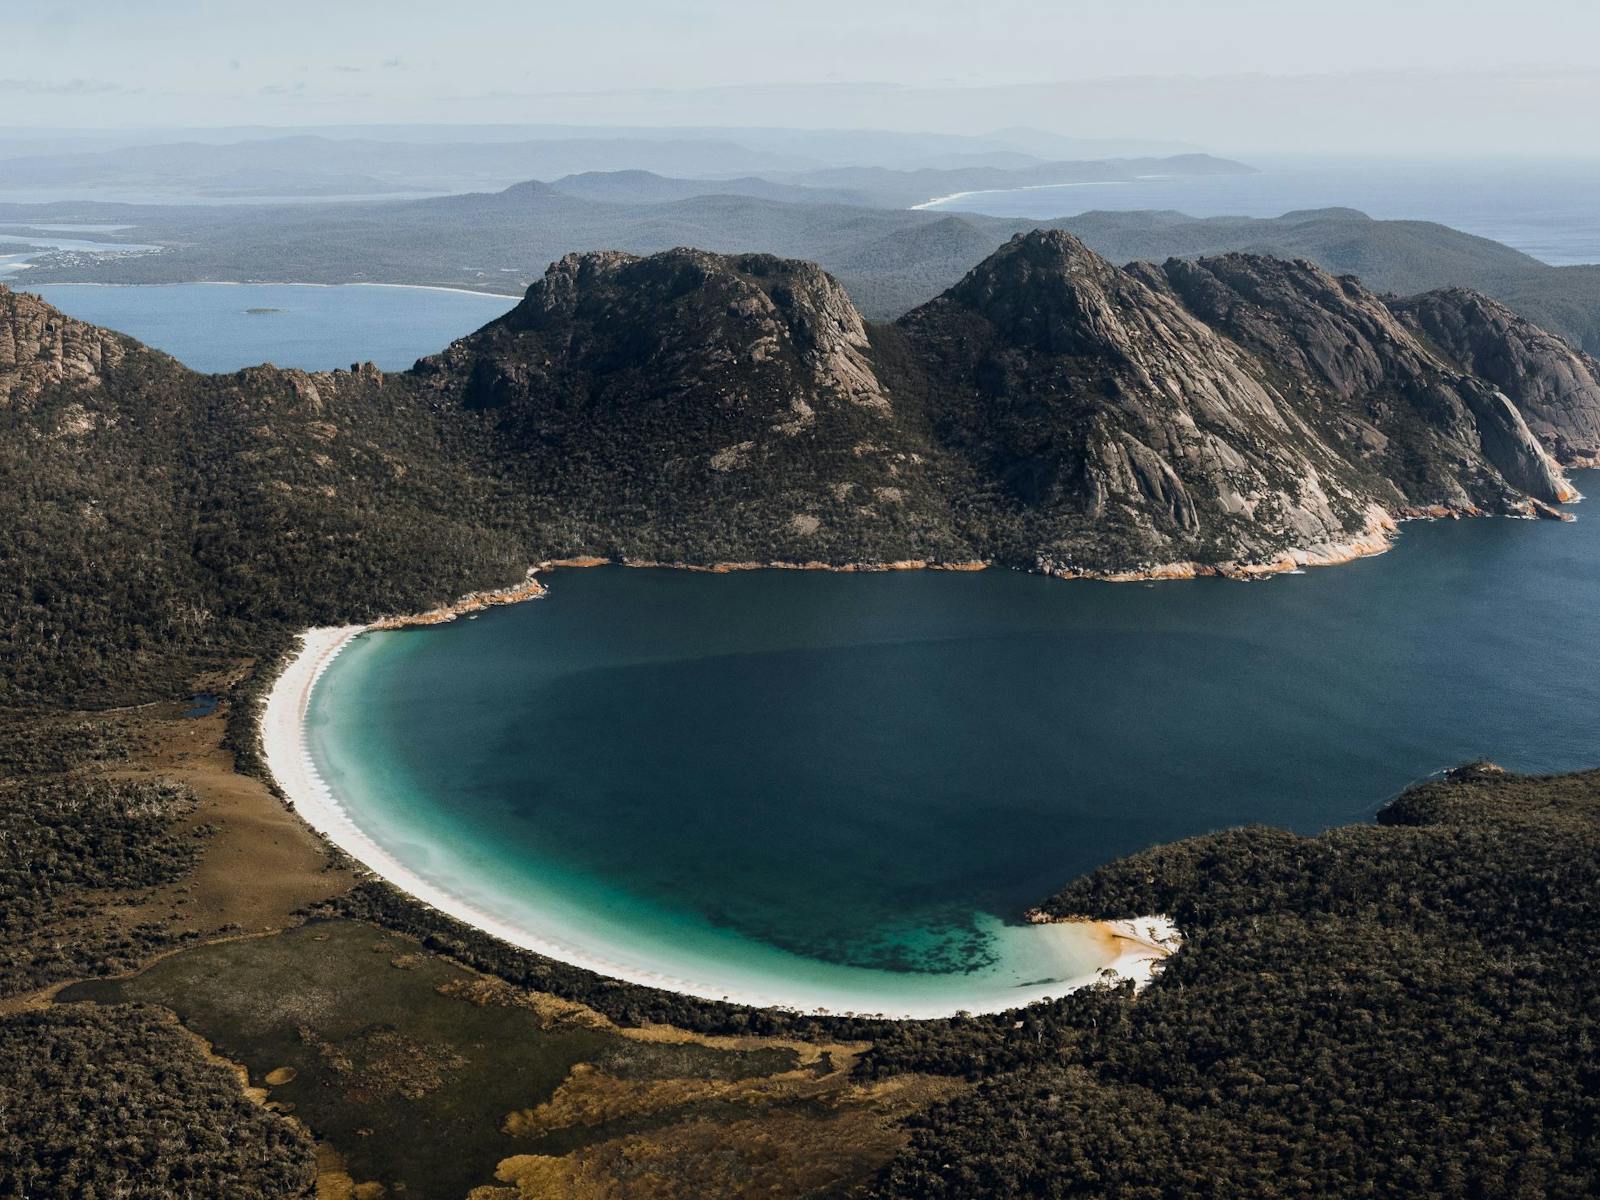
xmin=1390 ymin=287 xmax=1600 ymax=465
xmin=889 ymin=232 xmax=1382 ymax=574
xmin=412 ymin=232 xmax=1581 ymax=577
xmin=0 ymin=287 xmax=529 ymax=705
xmin=5 ymin=232 xmax=1598 ymax=702
xmin=0 ymin=286 xmax=146 ymax=408
xmin=884 ymin=232 xmax=1573 ymax=574
xmin=1137 ymin=253 xmax=1572 ymax=506
xmin=412 ymin=248 xmax=969 ymax=564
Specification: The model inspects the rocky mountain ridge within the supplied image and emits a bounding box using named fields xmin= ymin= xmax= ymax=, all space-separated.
xmin=405 ymin=230 xmax=1589 ymax=577
xmin=1390 ymin=286 xmax=1600 ymax=466
xmin=5 ymin=231 xmax=1600 ymax=638
xmin=1140 ymin=253 xmax=1574 ymax=506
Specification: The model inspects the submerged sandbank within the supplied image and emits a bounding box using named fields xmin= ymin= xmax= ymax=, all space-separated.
xmin=260 ymin=617 xmax=1181 ymax=1019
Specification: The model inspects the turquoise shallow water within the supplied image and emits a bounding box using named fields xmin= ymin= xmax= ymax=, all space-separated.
xmin=307 ymin=489 xmax=1600 ymax=1011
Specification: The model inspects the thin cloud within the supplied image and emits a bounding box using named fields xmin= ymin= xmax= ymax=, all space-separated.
xmin=0 ymin=77 xmax=132 ymax=95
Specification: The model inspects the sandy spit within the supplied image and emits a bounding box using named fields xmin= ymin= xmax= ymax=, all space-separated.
xmin=910 ymin=179 xmax=1124 ymax=211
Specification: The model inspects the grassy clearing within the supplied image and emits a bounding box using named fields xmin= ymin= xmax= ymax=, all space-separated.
xmin=61 ymin=919 xmax=956 ymax=1198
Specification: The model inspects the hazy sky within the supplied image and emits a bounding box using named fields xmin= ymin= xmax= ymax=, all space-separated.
xmin=8 ymin=0 xmax=1600 ymax=153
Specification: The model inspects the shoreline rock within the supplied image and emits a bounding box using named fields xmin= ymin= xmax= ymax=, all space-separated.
xmin=367 ymin=571 xmax=547 ymax=630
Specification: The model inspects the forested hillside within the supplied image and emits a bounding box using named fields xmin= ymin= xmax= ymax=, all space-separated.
xmin=3 ymin=238 xmax=1599 ymax=1198
xmin=871 ymin=764 xmax=1600 ymax=1198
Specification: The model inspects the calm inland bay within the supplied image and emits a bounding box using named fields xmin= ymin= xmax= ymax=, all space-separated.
xmin=297 ymin=482 xmax=1600 ymax=1016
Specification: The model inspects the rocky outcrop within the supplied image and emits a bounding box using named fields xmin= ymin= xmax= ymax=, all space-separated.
xmin=1389 ymin=287 xmax=1600 ymax=466
xmin=418 ymin=248 xmax=890 ymax=416
xmin=880 ymin=231 xmax=1579 ymax=575
xmin=304 ymin=237 xmax=1593 ymax=572
xmin=411 ymin=248 xmax=952 ymax=562
xmin=892 ymin=230 xmax=1380 ymax=573
xmin=0 ymin=285 xmax=140 ymax=410
xmin=1138 ymin=253 xmax=1573 ymax=509
xmin=4 ymin=237 xmax=1586 ymax=584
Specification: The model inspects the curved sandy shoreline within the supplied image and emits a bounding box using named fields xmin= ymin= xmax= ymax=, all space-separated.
xmin=253 ymin=492 xmax=1582 ymax=1017
xmin=260 ymin=618 xmax=1181 ymax=1019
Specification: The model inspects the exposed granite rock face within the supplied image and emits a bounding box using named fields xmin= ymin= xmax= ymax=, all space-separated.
xmin=1139 ymin=254 xmax=1572 ymax=509
xmin=1389 ymin=287 xmax=1600 ymax=466
xmin=0 ymin=286 xmax=139 ymax=410
xmin=891 ymin=230 xmax=1378 ymax=574
xmin=413 ymin=248 xmax=956 ymax=562
xmin=419 ymin=248 xmax=890 ymax=415
xmin=4 ymin=237 xmax=1586 ymax=585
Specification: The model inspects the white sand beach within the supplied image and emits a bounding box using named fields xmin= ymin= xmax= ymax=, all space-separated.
xmin=261 ymin=623 xmax=1183 ymax=1019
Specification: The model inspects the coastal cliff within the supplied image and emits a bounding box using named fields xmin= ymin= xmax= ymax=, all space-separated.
xmin=1142 ymin=253 xmax=1573 ymax=507
xmin=1389 ymin=286 xmax=1600 ymax=466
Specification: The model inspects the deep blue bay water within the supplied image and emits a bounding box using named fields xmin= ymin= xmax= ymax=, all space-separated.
xmin=17 ymin=281 xmax=517 ymax=373
xmin=307 ymin=492 xmax=1600 ymax=1014
xmin=17 ymin=211 xmax=1600 ymax=1012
